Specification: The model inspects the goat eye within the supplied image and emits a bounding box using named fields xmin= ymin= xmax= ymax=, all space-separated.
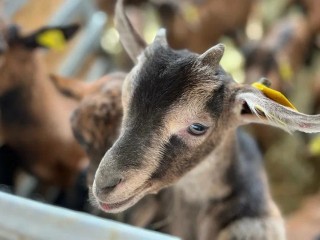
xmin=188 ymin=123 xmax=208 ymax=136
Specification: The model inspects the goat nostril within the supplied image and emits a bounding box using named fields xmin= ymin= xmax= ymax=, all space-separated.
xmin=95 ymin=174 xmax=124 ymax=196
xmin=102 ymin=176 xmax=123 ymax=191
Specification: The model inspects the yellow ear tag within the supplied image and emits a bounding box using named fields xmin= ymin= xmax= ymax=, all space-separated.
xmin=36 ymin=29 xmax=66 ymax=50
xmin=251 ymin=82 xmax=297 ymax=111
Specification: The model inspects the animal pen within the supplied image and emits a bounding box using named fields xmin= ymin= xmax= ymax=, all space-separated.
xmin=0 ymin=191 xmax=179 ymax=240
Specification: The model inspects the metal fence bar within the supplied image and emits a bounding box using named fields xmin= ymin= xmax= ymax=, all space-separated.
xmin=85 ymin=55 xmax=113 ymax=82
xmin=58 ymin=11 xmax=107 ymax=77
xmin=49 ymin=0 xmax=109 ymax=78
xmin=0 ymin=192 xmax=180 ymax=240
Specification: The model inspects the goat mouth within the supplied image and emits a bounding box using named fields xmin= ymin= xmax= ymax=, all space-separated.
xmin=93 ymin=181 xmax=155 ymax=213
xmin=98 ymin=195 xmax=136 ymax=213
xmin=97 ymin=185 xmax=151 ymax=213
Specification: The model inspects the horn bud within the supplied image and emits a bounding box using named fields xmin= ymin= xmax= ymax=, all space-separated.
xmin=199 ymin=43 xmax=225 ymax=66
xmin=153 ymin=28 xmax=168 ymax=46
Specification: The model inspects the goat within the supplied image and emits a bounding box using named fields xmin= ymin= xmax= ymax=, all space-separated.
xmin=91 ymin=0 xmax=320 ymax=239
xmin=0 ymin=22 xmax=87 ymax=187
xmin=245 ymin=16 xmax=312 ymax=93
xmin=96 ymin=0 xmax=253 ymax=53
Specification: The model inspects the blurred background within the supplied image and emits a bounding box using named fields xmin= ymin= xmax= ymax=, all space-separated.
xmin=1 ymin=0 xmax=320 ymax=239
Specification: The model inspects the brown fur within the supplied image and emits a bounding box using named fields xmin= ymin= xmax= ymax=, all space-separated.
xmin=291 ymin=0 xmax=320 ymax=33
xmin=0 ymin=45 xmax=87 ymax=187
xmin=97 ymin=0 xmax=254 ymax=53
xmin=156 ymin=0 xmax=254 ymax=52
xmin=0 ymin=23 xmax=124 ymax=187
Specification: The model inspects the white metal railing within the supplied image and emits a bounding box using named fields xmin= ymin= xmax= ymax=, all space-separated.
xmin=0 ymin=192 xmax=180 ymax=240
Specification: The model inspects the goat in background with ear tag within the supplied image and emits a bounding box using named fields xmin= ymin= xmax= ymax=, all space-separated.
xmin=0 ymin=22 xmax=85 ymax=188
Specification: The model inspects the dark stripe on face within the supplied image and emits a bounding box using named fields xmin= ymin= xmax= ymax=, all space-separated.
xmin=110 ymin=126 xmax=156 ymax=170
xmin=150 ymin=135 xmax=188 ymax=180
xmin=129 ymin=47 xmax=199 ymax=121
xmin=206 ymin=84 xmax=225 ymax=118
xmin=119 ymin=47 xmax=200 ymax=173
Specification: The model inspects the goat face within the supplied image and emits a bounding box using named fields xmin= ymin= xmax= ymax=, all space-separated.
xmin=93 ymin=33 xmax=320 ymax=213
xmin=92 ymin=37 xmax=241 ymax=213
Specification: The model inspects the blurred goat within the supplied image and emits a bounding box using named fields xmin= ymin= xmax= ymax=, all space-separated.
xmin=0 ymin=22 xmax=87 ymax=187
xmin=243 ymin=16 xmax=313 ymax=151
xmin=97 ymin=0 xmax=254 ymax=52
xmin=154 ymin=0 xmax=254 ymax=52
xmin=91 ymin=0 xmax=320 ymax=239
xmin=51 ymin=72 xmax=125 ymax=186
xmin=289 ymin=0 xmax=320 ymax=33
xmin=245 ymin=16 xmax=312 ymax=92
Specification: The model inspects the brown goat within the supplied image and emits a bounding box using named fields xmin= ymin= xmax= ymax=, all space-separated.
xmin=96 ymin=0 xmax=254 ymax=53
xmin=245 ymin=16 xmax=312 ymax=92
xmin=0 ymin=23 xmax=88 ymax=187
xmin=90 ymin=0 xmax=320 ymax=239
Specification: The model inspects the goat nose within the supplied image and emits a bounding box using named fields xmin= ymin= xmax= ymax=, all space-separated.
xmin=104 ymin=175 xmax=122 ymax=189
xmin=95 ymin=174 xmax=123 ymax=196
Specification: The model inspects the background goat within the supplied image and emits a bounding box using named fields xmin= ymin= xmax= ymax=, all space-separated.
xmin=0 ymin=22 xmax=88 ymax=188
xmin=51 ymin=72 xmax=125 ymax=186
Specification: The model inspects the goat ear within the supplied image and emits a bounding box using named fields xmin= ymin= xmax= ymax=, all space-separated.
xmin=235 ymin=85 xmax=320 ymax=133
xmin=20 ymin=24 xmax=80 ymax=50
xmin=199 ymin=43 xmax=225 ymax=66
xmin=49 ymin=74 xmax=86 ymax=100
